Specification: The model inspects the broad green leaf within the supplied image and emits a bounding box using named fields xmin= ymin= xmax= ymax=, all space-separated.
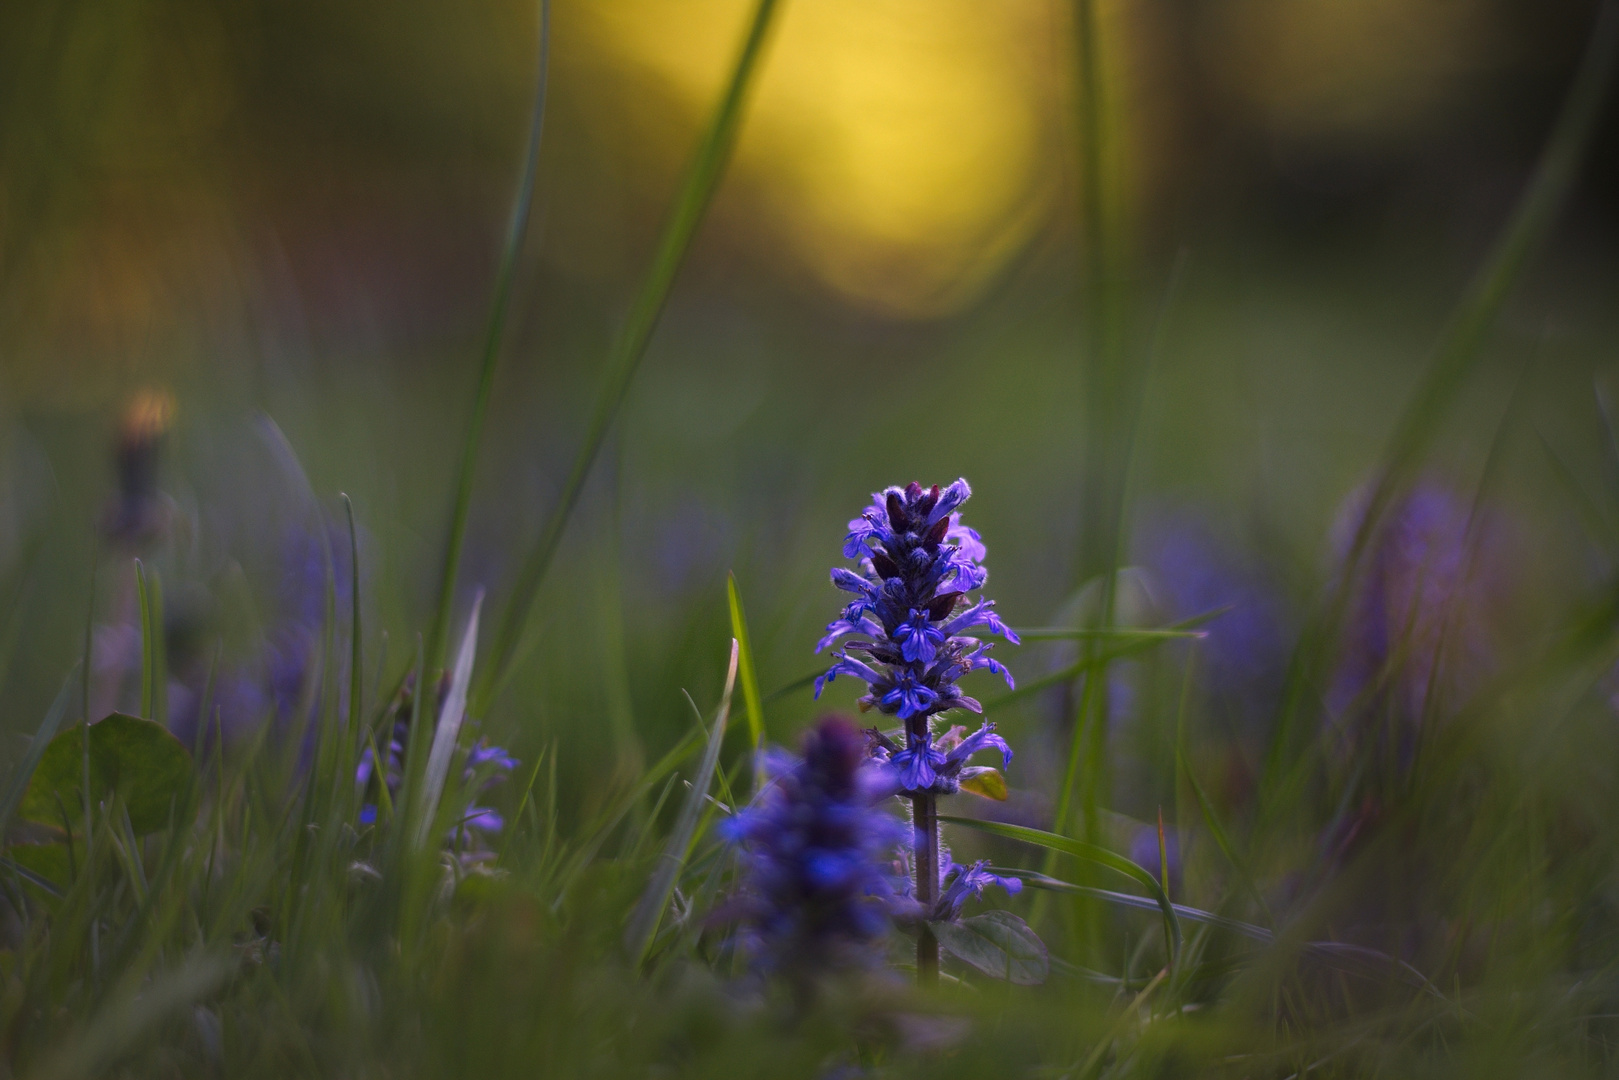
xmin=957 ymin=767 xmax=1008 ymax=801
xmin=19 ymin=713 xmax=194 ymax=835
xmin=932 ymin=910 xmax=1048 ymax=985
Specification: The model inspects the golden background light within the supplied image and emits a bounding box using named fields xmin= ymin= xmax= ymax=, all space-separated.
xmin=584 ymin=0 xmax=1064 ymax=317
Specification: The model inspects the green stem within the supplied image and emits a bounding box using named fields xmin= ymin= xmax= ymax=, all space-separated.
xmin=474 ymin=0 xmax=784 ymax=712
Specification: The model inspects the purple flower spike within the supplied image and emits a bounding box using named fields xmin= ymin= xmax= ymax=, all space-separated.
xmin=814 ymin=479 xmax=1019 ymax=798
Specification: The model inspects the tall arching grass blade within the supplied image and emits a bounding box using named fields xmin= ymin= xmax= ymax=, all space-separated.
xmin=476 ymin=0 xmax=784 ymax=712
xmin=427 ymin=0 xmax=552 ymax=675
xmin=624 ymin=639 xmax=738 ymax=966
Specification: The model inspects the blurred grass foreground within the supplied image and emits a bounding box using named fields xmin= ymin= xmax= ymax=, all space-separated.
xmin=5 ymin=0 xmax=1619 ymax=1076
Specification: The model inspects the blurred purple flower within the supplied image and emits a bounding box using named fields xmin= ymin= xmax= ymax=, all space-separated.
xmin=1134 ymin=508 xmax=1291 ymax=731
xmin=1328 ymin=483 xmax=1515 ymax=759
xmin=724 ymin=717 xmax=907 ymax=978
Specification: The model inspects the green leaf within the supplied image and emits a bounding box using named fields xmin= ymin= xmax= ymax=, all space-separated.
xmin=19 ymin=713 xmax=194 ymax=835
xmin=939 ymin=814 xmax=1182 ymax=957
xmin=0 ymin=667 xmax=78 ymax=838
xmin=932 ymin=910 xmax=1048 ymax=985
xmin=957 ymin=767 xmax=1008 ymax=801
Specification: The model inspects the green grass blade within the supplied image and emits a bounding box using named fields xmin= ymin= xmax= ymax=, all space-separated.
xmin=1178 ymin=741 xmax=1269 ymax=920
xmin=624 ymin=639 xmax=739 ymax=966
xmin=427 ymin=0 xmax=552 ymax=675
xmin=1005 ymin=872 xmax=1437 ymax=997
xmin=0 ymin=665 xmax=79 ymax=837
xmin=475 ymin=0 xmax=784 ymax=712
xmin=1014 ymin=627 xmax=1208 ymax=641
xmin=939 ymin=814 xmax=1182 ymax=958
xmin=986 ymin=608 xmax=1229 ymax=710
xmin=0 ymin=854 xmax=64 ymax=899
xmin=726 ymin=572 xmax=764 ymax=764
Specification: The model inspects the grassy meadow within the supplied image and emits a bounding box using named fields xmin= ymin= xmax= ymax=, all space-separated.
xmin=3 ymin=0 xmax=1619 ymax=1075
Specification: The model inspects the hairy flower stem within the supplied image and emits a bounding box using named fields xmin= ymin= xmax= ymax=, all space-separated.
xmin=912 ymin=789 xmax=939 ymax=983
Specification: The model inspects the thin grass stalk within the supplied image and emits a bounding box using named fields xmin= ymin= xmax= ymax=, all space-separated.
xmin=427 ymin=0 xmax=552 ymax=675
xmin=1260 ymin=0 xmax=1619 ymax=808
xmin=1064 ymin=0 xmax=1131 ymax=848
xmin=475 ymin=0 xmax=784 ymax=712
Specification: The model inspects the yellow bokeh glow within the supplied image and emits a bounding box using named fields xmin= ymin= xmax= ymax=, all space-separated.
xmin=586 ymin=1 xmax=1060 ymax=318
